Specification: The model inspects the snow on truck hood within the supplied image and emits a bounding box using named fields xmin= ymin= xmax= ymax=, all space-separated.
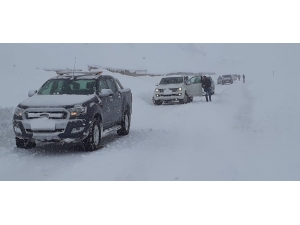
xmin=19 ymin=94 xmax=95 ymax=107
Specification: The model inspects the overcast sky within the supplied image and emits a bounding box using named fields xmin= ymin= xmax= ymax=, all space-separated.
xmin=1 ymin=43 xmax=299 ymax=77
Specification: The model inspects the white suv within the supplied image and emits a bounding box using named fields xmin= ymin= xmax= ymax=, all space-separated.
xmin=152 ymin=76 xmax=203 ymax=105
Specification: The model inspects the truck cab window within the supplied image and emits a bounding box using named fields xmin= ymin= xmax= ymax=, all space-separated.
xmin=98 ymin=79 xmax=109 ymax=92
xmin=105 ymin=78 xmax=118 ymax=92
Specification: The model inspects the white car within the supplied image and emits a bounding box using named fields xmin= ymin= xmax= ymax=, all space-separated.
xmin=152 ymin=76 xmax=203 ymax=105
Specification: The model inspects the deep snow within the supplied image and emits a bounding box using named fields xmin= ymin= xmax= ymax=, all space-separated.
xmin=1 ymin=43 xmax=300 ymax=224
xmin=1 ymin=56 xmax=300 ymax=180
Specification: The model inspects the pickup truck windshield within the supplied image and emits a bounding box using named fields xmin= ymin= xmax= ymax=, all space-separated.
xmin=159 ymin=77 xmax=183 ymax=84
xmin=222 ymin=75 xmax=232 ymax=78
xmin=38 ymin=79 xmax=96 ymax=95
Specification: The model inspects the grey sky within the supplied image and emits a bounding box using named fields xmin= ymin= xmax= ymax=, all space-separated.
xmin=1 ymin=43 xmax=299 ymax=76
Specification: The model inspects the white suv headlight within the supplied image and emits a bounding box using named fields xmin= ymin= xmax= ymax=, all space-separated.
xmin=155 ymin=88 xmax=159 ymax=92
xmin=178 ymin=87 xmax=182 ymax=91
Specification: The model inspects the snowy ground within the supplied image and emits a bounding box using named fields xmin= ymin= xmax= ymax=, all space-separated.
xmin=1 ymin=68 xmax=300 ymax=181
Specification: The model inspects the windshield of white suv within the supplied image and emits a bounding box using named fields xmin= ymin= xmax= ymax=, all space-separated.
xmin=222 ymin=75 xmax=232 ymax=78
xmin=159 ymin=77 xmax=183 ymax=84
xmin=38 ymin=79 xmax=96 ymax=95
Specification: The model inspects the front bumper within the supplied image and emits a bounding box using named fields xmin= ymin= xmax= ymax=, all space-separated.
xmin=153 ymin=91 xmax=184 ymax=101
xmin=13 ymin=119 xmax=90 ymax=143
xmin=13 ymin=108 xmax=90 ymax=143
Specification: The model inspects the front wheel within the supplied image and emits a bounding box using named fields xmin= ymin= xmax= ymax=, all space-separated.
xmin=83 ymin=118 xmax=102 ymax=151
xmin=153 ymin=99 xmax=163 ymax=105
xmin=117 ymin=111 xmax=131 ymax=135
xmin=15 ymin=137 xmax=36 ymax=149
xmin=179 ymin=92 xmax=188 ymax=104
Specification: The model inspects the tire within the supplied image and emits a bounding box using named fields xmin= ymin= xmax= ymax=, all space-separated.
xmin=16 ymin=137 xmax=36 ymax=149
xmin=83 ymin=118 xmax=101 ymax=151
xmin=179 ymin=92 xmax=188 ymax=104
xmin=153 ymin=99 xmax=163 ymax=105
xmin=189 ymin=97 xmax=193 ymax=102
xmin=117 ymin=110 xmax=131 ymax=136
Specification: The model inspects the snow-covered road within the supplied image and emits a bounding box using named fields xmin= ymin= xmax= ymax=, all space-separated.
xmin=2 ymin=72 xmax=299 ymax=181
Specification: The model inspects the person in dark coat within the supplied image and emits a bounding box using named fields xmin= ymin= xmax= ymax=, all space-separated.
xmin=202 ymin=76 xmax=211 ymax=102
xmin=243 ymin=74 xmax=245 ymax=83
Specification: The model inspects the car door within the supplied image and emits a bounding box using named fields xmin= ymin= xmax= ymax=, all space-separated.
xmin=187 ymin=76 xmax=203 ymax=96
xmin=98 ymin=78 xmax=114 ymax=128
xmin=105 ymin=77 xmax=122 ymax=124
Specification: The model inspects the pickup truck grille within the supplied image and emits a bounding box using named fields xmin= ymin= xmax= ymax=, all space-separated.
xmin=158 ymin=88 xmax=178 ymax=93
xmin=26 ymin=129 xmax=65 ymax=133
xmin=25 ymin=110 xmax=68 ymax=120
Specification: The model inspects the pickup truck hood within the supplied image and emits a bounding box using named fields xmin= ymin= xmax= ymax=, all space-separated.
xmin=19 ymin=94 xmax=95 ymax=107
xmin=157 ymin=84 xmax=183 ymax=89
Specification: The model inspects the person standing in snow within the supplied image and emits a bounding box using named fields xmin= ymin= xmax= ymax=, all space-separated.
xmin=243 ymin=74 xmax=245 ymax=83
xmin=202 ymin=76 xmax=212 ymax=102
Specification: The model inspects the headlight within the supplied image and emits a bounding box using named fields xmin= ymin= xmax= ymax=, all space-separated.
xmin=178 ymin=87 xmax=182 ymax=91
xmin=14 ymin=107 xmax=25 ymax=117
xmin=68 ymin=106 xmax=87 ymax=116
xmin=155 ymin=88 xmax=159 ymax=92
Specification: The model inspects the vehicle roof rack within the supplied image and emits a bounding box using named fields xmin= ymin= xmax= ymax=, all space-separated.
xmin=57 ymin=71 xmax=103 ymax=76
xmin=44 ymin=69 xmax=103 ymax=76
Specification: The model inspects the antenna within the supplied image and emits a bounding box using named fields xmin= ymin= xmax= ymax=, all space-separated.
xmin=73 ymin=57 xmax=76 ymax=78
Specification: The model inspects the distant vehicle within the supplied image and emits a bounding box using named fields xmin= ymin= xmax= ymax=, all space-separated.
xmin=217 ymin=76 xmax=222 ymax=84
xmin=221 ymin=75 xmax=233 ymax=85
xmin=152 ymin=75 xmax=203 ymax=105
xmin=13 ymin=69 xmax=132 ymax=151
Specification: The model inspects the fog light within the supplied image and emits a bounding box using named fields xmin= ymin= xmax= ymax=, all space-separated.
xmin=178 ymin=93 xmax=182 ymax=96
xmin=156 ymin=94 xmax=159 ymax=97
xmin=71 ymin=127 xmax=84 ymax=133
xmin=14 ymin=126 xmax=22 ymax=134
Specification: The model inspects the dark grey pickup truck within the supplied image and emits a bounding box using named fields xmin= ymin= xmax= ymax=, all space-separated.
xmin=12 ymin=70 xmax=132 ymax=151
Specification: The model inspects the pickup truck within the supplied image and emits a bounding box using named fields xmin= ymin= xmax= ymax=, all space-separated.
xmin=152 ymin=75 xmax=203 ymax=105
xmin=12 ymin=70 xmax=132 ymax=151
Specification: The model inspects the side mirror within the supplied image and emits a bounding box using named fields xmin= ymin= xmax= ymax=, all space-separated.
xmin=155 ymin=83 xmax=159 ymax=86
xmin=28 ymin=90 xmax=37 ymax=97
xmin=99 ymin=89 xmax=113 ymax=97
xmin=186 ymin=81 xmax=191 ymax=85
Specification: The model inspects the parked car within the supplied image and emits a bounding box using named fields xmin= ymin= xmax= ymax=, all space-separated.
xmin=152 ymin=75 xmax=203 ymax=105
xmin=221 ymin=75 xmax=233 ymax=85
xmin=13 ymin=69 xmax=132 ymax=151
xmin=217 ymin=76 xmax=223 ymax=84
